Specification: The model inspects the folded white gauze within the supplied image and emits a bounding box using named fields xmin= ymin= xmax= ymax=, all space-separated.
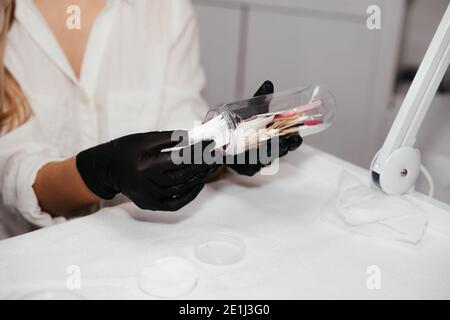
xmin=322 ymin=172 xmax=428 ymax=244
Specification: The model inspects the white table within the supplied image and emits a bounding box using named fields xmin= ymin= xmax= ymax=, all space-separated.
xmin=1 ymin=145 xmax=450 ymax=299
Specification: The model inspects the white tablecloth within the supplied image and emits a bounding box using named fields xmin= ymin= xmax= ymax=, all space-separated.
xmin=1 ymin=146 xmax=450 ymax=299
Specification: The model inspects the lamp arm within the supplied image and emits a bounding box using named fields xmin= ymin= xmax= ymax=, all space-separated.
xmin=371 ymin=3 xmax=450 ymax=195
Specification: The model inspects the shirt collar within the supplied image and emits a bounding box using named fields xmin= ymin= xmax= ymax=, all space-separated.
xmin=12 ymin=0 xmax=128 ymax=87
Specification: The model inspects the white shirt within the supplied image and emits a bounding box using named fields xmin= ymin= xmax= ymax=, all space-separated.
xmin=0 ymin=0 xmax=208 ymax=238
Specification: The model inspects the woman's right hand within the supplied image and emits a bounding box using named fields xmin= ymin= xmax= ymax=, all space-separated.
xmin=76 ymin=131 xmax=215 ymax=211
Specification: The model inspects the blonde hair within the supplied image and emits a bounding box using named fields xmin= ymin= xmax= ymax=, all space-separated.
xmin=0 ymin=0 xmax=30 ymax=133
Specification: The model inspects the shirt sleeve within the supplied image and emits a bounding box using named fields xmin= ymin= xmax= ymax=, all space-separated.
xmin=0 ymin=118 xmax=67 ymax=227
xmin=157 ymin=0 xmax=209 ymax=130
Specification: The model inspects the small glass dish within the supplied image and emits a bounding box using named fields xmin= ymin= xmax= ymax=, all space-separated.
xmin=194 ymin=232 xmax=246 ymax=266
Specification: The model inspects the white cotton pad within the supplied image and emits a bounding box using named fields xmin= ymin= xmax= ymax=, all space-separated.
xmin=138 ymin=256 xmax=198 ymax=298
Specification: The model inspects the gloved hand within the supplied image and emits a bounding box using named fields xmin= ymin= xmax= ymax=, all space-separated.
xmin=225 ymin=81 xmax=303 ymax=176
xmin=76 ymin=131 xmax=215 ymax=211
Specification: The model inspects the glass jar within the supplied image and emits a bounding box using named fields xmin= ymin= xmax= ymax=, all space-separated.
xmin=188 ymin=84 xmax=336 ymax=155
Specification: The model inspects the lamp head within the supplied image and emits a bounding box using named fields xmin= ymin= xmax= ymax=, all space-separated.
xmin=371 ymin=147 xmax=421 ymax=195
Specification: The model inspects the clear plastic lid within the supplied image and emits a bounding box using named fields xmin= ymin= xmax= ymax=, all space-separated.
xmin=194 ymin=232 xmax=246 ymax=266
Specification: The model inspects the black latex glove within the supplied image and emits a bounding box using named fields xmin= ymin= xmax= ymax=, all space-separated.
xmin=76 ymin=131 xmax=215 ymax=211
xmin=226 ymin=81 xmax=303 ymax=176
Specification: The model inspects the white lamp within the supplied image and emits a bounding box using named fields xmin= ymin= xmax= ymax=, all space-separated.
xmin=371 ymin=3 xmax=450 ymax=195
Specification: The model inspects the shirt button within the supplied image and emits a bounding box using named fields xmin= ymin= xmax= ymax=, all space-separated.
xmin=80 ymin=90 xmax=91 ymax=105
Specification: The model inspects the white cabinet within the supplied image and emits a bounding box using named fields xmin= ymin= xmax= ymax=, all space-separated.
xmin=193 ymin=0 xmax=406 ymax=167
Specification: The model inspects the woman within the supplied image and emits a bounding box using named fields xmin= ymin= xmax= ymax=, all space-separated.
xmin=0 ymin=0 xmax=301 ymax=238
